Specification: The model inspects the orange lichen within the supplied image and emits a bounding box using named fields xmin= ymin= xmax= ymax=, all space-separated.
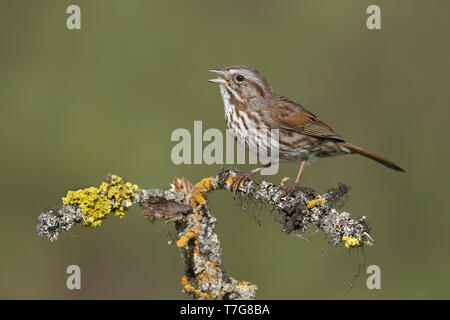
xmin=193 ymin=224 xmax=201 ymax=233
xmin=182 ymin=277 xmax=214 ymax=300
xmin=176 ymin=235 xmax=190 ymax=248
xmin=280 ymin=177 xmax=289 ymax=184
xmin=186 ymin=231 xmax=196 ymax=238
xmin=194 ymin=212 xmax=204 ymax=220
xmin=225 ymin=176 xmax=234 ymax=185
xmin=176 ymin=175 xmax=255 ymax=299
xmin=197 ymin=270 xmax=211 ymax=283
xmin=176 ymin=231 xmax=199 ymax=248
xmin=190 ymin=177 xmax=214 ymax=207
xmin=237 ymin=280 xmax=255 ymax=294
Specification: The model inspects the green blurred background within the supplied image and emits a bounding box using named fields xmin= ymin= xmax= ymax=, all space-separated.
xmin=1 ymin=0 xmax=449 ymax=299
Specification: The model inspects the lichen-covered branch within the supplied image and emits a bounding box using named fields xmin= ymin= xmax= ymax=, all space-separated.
xmin=36 ymin=167 xmax=373 ymax=300
xmin=215 ymin=168 xmax=373 ymax=247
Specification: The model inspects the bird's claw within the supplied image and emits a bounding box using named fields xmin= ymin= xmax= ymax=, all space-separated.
xmin=277 ymin=184 xmax=299 ymax=200
xmin=232 ymin=172 xmax=254 ymax=196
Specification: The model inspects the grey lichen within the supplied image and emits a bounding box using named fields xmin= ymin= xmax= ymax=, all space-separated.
xmin=215 ymin=168 xmax=372 ymax=248
xmin=36 ymin=167 xmax=373 ymax=299
xmin=36 ymin=205 xmax=84 ymax=241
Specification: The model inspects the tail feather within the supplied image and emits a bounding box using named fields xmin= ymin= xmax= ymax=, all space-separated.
xmin=342 ymin=142 xmax=406 ymax=172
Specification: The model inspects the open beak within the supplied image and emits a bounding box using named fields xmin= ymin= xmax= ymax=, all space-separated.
xmin=208 ymin=69 xmax=227 ymax=85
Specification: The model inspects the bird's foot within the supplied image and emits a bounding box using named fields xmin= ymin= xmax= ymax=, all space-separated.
xmin=277 ymin=183 xmax=300 ymax=200
xmin=232 ymin=172 xmax=256 ymax=196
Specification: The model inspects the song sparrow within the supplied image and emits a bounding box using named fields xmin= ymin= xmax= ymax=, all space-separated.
xmin=208 ymin=65 xmax=405 ymax=195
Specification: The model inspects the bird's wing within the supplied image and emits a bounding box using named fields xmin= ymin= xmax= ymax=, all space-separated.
xmin=267 ymin=97 xmax=344 ymax=141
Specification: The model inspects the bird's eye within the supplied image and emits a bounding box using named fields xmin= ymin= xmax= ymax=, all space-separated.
xmin=235 ymin=74 xmax=245 ymax=82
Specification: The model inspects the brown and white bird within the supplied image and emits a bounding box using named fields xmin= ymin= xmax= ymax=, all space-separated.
xmin=208 ymin=65 xmax=405 ymax=194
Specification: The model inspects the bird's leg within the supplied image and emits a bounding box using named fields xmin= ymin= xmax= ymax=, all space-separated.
xmin=278 ymin=159 xmax=307 ymax=199
xmin=232 ymin=163 xmax=271 ymax=196
xmin=294 ymin=159 xmax=307 ymax=185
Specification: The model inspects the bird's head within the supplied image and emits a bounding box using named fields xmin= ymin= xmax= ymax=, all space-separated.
xmin=208 ymin=65 xmax=276 ymax=107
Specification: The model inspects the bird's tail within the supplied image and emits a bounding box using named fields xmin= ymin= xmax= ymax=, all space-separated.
xmin=341 ymin=142 xmax=406 ymax=172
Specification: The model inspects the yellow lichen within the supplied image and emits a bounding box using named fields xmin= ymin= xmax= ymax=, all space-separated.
xmin=99 ymin=174 xmax=140 ymax=218
xmin=62 ymin=174 xmax=139 ymax=228
xmin=62 ymin=187 xmax=112 ymax=227
xmin=342 ymin=236 xmax=360 ymax=248
xmin=307 ymin=198 xmax=325 ymax=209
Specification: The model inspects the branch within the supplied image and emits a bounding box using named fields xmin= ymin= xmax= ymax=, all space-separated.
xmin=36 ymin=168 xmax=373 ymax=299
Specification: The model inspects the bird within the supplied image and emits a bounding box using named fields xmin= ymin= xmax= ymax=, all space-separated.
xmin=208 ymin=65 xmax=405 ymax=196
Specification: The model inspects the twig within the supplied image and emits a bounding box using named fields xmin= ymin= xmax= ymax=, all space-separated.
xmin=36 ymin=168 xmax=373 ymax=299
